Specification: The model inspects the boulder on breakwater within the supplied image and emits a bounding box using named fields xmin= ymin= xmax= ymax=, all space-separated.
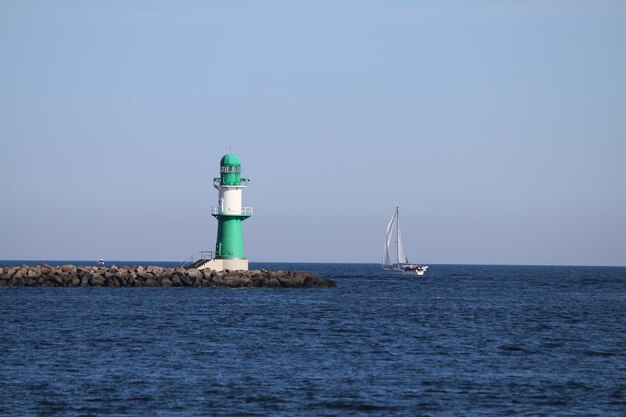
xmin=0 ymin=265 xmax=336 ymax=288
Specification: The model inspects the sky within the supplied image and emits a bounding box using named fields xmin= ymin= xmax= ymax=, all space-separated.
xmin=1 ymin=1 xmax=625 ymax=266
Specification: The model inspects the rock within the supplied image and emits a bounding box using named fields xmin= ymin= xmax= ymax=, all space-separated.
xmin=140 ymin=271 xmax=154 ymax=279
xmin=147 ymin=266 xmax=163 ymax=275
xmin=61 ymin=265 xmax=76 ymax=274
xmin=160 ymin=277 xmax=172 ymax=287
xmin=144 ymin=277 xmax=158 ymax=287
xmin=89 ymin=276 xmax=105 ymax=286
xmin=180 ymin=275 xmax=193 ymax=286
xmin=171 ymin=275 xmax=182 ymax=286
xmin=105 ymin=276 xmax=120 ymax=287
xmin=267 ymin=277 xmax=281 ymax=288
xmin=276 ymin=273 xmax=304 ymax=288
xmin=223 ymin=275 xmax=251 ymax=287
xmin=50 ymin=274 xmax=66 ymax=286
xmin=303 ymin=276 xmax=315 ymax=288
xmin=187 ymin=269 xmax=202 ymax=279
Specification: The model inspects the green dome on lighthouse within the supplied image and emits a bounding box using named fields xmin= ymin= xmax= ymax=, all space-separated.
xmin=220 ymin=153 xmax=241 ymax=166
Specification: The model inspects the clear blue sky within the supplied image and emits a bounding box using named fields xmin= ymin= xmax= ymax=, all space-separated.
xmin=1 ymin=1 xmax=625 ymax=265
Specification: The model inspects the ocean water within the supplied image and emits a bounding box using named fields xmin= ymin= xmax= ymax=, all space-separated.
xmin=1 ymin=262 xmax=625 ymax=416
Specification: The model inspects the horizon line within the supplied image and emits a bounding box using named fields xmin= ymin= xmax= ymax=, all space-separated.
xmin=1 ymin=259 xmax=625 ymax=268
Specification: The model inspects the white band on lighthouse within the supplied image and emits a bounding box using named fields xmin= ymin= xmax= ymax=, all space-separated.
xmin=210 ymin=186 xmax=253 ymax=216
xmin=219 ymin=187 xmax=243 ymax=214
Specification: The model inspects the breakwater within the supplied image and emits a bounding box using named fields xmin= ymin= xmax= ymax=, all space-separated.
xmin=0 ymin=265 xmax=336 ymax=288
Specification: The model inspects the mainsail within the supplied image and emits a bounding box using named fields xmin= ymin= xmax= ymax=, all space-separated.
xmin=396 ymin=210 xmax=409 ymax=265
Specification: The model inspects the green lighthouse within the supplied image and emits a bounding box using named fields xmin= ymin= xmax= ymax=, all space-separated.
xmin=200 ymin=153 xmax=252 ymax=271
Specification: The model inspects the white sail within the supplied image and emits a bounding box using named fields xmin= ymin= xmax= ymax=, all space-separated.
xmin=382 ymin=209 xmax=396 ymax=266
xmin=396 ymin=209 xmax=409 ymax=265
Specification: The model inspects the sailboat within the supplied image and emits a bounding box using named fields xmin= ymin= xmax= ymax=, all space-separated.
xmin=382 ymin=207 xmax=428 ymax=276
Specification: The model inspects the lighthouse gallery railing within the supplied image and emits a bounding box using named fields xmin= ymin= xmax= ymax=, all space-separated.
xmin=211 ymin=207 xmax=253 ymax=216
xmin=213 ymin=178 xmax=250 ymax=187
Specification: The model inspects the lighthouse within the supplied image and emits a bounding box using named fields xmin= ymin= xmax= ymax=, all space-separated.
xmin=199 ymin=153 xmax=252 ymax=272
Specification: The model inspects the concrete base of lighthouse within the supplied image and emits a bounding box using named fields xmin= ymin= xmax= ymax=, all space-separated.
xmin=198 ymin=258 xmax=248 ymax=272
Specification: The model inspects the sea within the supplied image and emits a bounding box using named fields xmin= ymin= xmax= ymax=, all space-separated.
xmin=1 ymin=261 xmax=625 ymax=416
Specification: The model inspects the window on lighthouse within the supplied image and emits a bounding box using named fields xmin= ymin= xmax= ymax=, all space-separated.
xmin=221 ymin=166 xmax=240 ymax=174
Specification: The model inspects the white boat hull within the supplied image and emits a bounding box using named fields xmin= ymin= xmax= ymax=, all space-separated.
xmin=383 ymin=265 xmax=428 ymax=276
